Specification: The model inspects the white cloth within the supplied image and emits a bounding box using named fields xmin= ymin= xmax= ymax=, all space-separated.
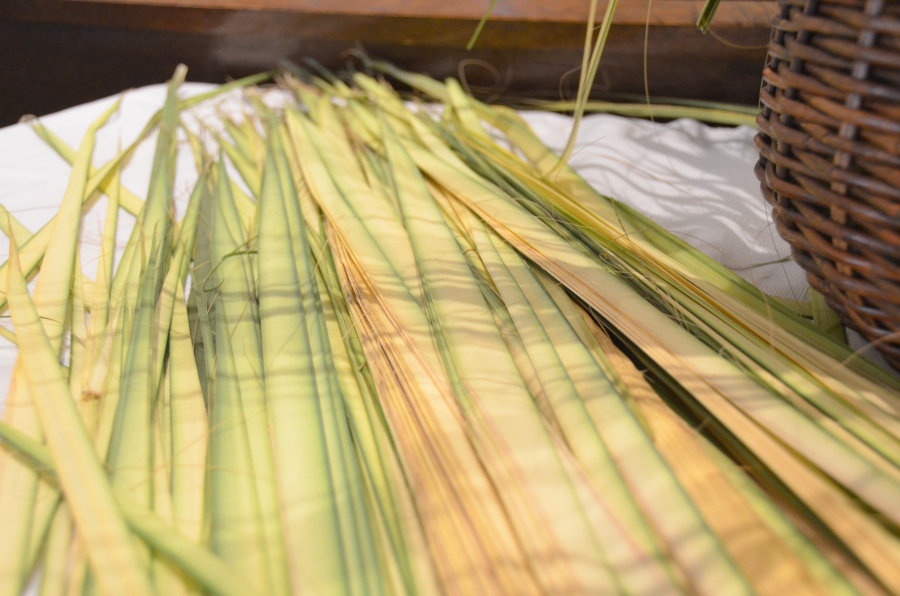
xmin=522 ymin=112 xmax=808 ymax=300
xmin=0 ymin=84 xmax=850 ymax=417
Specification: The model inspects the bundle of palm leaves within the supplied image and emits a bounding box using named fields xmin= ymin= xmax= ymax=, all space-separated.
xmin=0 ymin=64 xmax=898 ymax=596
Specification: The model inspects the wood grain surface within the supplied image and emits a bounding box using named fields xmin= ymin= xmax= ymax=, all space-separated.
xmin=59 ymin=0 xmax=777 ymax=26
xmin=0 ymin=0 xmax=773 ymax=127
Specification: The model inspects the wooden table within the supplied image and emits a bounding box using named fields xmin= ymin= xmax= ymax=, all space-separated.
xmin=0 ymin=0 xmax=775 ymax=127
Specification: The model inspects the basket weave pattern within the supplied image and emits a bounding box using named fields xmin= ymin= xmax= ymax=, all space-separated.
xmin=755 ymin=0 xmax=900 ymax=368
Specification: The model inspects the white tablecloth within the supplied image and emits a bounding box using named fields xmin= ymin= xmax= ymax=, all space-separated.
xmin=0 ymin=83 xmax=842 ymax=415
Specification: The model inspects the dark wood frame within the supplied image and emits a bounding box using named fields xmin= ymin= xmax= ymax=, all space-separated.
xmin=1 ymin=0 xmax=775 ymax=127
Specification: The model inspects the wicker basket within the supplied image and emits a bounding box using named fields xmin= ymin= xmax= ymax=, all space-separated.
xmin=756 ymin=0 xmax=900 ymax=369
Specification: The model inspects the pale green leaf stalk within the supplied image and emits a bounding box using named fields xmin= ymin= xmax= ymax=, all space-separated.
xmin=103 ymin=68 xmax=186 ymax=574
xmin=284 ymin=109 xmax=424 ymax=306
xmin=466 ymin=0 xmax=499 ymax=49
xmin=150 ymin=173 xmax=207 ymax=393
xmin=77 ymin=164 xmax=121 ymax=434
xmin=38 ymin=502 xmax=74 ymax=596
xmin=0 ymin=418 xmax=261 ymax=596
xmin=290 ymin=78 xmax=329 ymax=125
xmin=699 ymin=438 xmax=867 ymax=596
xmin=30 ymin=122 xmax=146 ymax=216
xmin=527 ymin=100 xmax=758 ymax=127
xmin=71 ymin=305 xmax=130 ymax=596
xmin=24 ymin=482 xmax=62 ymax=583
xmin=0 ymin=98 xmax=121 ymax=596
xmin=0 ymin=204 xmax=94 ymax=323
xmin=143 ymin=65 xmax=187 ymax=230
xmin=810 ymin=289 xmax=846 ymax=344
xmin=412 ymin=136 xmax=900 ymax=592
xmin=308 ymin=222 xmax=384 ymax=596
xmin=157 ymin=364 xmax=175 ymax=512
xmin=65 ymin=542 xmax=90 ymax=596
xmin=229 ymin=178 xmax=258 ymax=229
xmin=428 ymin=182 xmax=565 ymax=435
xmin=184 ymin=122 xmax=257 ymax=229
xmin=511 ymin=165 xmax=898 ymax=460
xmin=168 ymin=283 xmax=208 ymax=545
xmin=445 ymin=79 xmax=492 ymax=143
xmin=207 ymin=282 xmax=271 ymax=594
xmin=293 ymin=107 xmax=541 ymax=596
xmin=657 ymin=290 xmax=900 ymax=472
xmin=184 ymin=285 xmax=212 ymax=406
xmin=91 ymin=302 xmax=128 ymax=460
xmin=182 ymin=123 xmax=228 ymax=222
xmin=470 ymin=217 xmax=687 ymax=596
xmin=186 ymin=173 xmax=218 ymax=405
xmin=315 ymin=256 xmax=441 ymax=596
xmin=494 ymin=225 xmax=752 ymax=596
xmin=208 ymin=158 xmax=289 ymax=596
xmin=83 ymin=65 xmax=188 ymax=402
xmin=222 ymin=118 xmax=259 ymax=171
xmin=269 ymin=117 xmax=387 ymax=596
xmin=404 ymin=113 xmax=471 ymax=174
xmin=178 ymin=72 xmax=273 ymax=111
xmin=0 ymin=127 xmax=146 ymax=324
xmin=211 ymin=161 xmax=257 ymax=303
xmin=274 ymin=118 xmax=436 ymax=595
xmin=215 ymin=132 xmax=262 ymax=198
xmin=442 ymin=183 xmax=686 ymax=594
xmin=238 ymin=111 xmax=267 ymax=171
xmin=367 ymin=61 xmax=448 ymax=102
xmin=151 ymin=370 xmax=191 ymax=596
xmin=381 ymin=114 xmax=616 ymax=595
xmin=697 ymin=0 xmax=722 ymax=33
xmin=534 ymin=270 xmax=652 ymax=431
xmin=82 ymin=234 xmax=142 ymax=400
xmin=0 ymin=205 xmax=33 ymax=242
xmin=310 ymin=72 xmax=900 ymax=590
xmin=339 ymin=80 xmax=413 ymax=143
xmin=70 ymin=255 xmax=94 ymax=434
xmin=84 ymin=167 xmax=122 ymax=361
xmin=105 ymin=221 xmax=169 ymax=525
xmin=27 ymin=67 xmax=271 ymax=216
xmin=103 ymin=64 xmax=187 ymax=333
xmin=343 ymin=101 xmax=385 ymax=149
xmin=33 ymin=135 xmax=161 ymax=596
xmin=256 ymin=139 xmax=351 ymax=596
xmin=64 ymin=310 xmax=121 ymax=596
xmin=359 ymin=73 xmax=778 ymax=352
xmin=396 ymin=134 xmax=776 ymax=596
xmin=358 ymin=150 xmax=405 ymax=216
xmin=327 ymin=230 xmax=534 ymax=596
xmin=272 ymin=119 xmax=322 ymax=238
xmin=182 ymin=116 xmax=209 ymax=176
xmin=553 ymin=0 xmax=620 ymax=175
xmin=24 ymin=259 xmax=96 ymax=573
xmin=561 ymin=301 xmax=838 ymax=596
xmin=5 ymin=230 xmax=154 ymax=596
xmin=16 ymin=63 xmax=900 ymax=596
